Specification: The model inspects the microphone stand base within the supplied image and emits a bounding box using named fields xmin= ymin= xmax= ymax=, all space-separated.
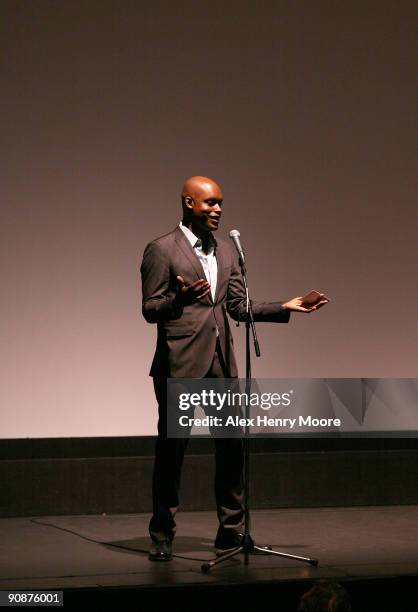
xmin=201 ymin=536 xmax=319 ymax=572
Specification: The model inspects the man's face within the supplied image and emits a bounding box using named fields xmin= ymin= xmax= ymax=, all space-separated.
xmin=185 ymin=182 xmax=223 ymax=232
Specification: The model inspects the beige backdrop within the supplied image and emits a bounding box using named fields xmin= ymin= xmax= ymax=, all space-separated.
xmin=1 ymin=1 xmax=416 ymax=437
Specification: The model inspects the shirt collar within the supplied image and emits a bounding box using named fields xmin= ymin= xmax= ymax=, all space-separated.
xmin=179 ymin=222 xmax=216 ymax=251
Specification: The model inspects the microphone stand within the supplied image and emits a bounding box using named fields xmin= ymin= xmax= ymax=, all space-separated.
xmin=201 ymin=254 xmax=318 ymax=572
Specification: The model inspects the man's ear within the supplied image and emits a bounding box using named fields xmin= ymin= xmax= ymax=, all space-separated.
xmin=184 ymin=196 xmax=194 ymax=209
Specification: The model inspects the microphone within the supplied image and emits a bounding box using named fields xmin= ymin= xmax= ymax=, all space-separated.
xmin=229 ymin=229 xmax=245 ymax=264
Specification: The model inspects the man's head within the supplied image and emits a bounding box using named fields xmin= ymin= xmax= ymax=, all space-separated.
xmin=181 ymin=175 xmax=223 ymax=234
xmin=298 ymin=580 xmax=352 ymax=612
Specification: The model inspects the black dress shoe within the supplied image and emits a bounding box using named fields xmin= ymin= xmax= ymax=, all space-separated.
xmin=148 ymin=539 xmax=173 ymax=562
xmin=214 ymin=532 xmax=244 ymax=555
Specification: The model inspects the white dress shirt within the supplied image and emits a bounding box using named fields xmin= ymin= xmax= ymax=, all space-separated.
xmin=179 ymin=222 xmax=218 ymax=301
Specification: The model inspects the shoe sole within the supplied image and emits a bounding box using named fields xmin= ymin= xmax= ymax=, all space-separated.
xmin=148 ymin=554 xmax=172 ymax=562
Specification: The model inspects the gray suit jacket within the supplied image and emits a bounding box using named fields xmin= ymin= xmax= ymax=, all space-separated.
xmin=141 ymin=226 xmax=290 ymax=378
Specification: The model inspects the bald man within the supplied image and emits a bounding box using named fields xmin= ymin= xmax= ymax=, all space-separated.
xmin=141 ymin=176 xmax=328 ymax=561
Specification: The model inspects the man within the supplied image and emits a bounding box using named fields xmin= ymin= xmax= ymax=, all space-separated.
xmin=141 ymin=175 xmax=329 ymax=561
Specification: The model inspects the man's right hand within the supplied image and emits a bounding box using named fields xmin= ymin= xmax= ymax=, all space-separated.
xmin=176 ymin=275 xmax=211 ymax=304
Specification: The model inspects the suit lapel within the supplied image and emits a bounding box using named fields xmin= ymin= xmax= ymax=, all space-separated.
xmin=215 ymin=234 xmax=227 ymax=303
xmin=214 ymin=238 xmax=226 ymax=304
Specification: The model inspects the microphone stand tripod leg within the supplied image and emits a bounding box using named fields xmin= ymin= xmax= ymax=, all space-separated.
xmin=201 ymin=546 xmax=244 ymax=572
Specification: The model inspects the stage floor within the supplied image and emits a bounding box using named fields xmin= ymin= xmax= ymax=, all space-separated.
xmin=1 ymin=505 xmax=417 ymax=593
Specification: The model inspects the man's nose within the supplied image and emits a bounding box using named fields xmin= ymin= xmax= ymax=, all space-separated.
xmin=213 ymin=204 xmax=221 ymax=214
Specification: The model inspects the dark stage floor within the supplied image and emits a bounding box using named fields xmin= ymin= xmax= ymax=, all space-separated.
xmin=1 ymin=506 xmax=417 ymax=608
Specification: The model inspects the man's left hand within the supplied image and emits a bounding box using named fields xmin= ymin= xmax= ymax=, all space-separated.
xmin=282 ymin=295 xmax=330 ymax=313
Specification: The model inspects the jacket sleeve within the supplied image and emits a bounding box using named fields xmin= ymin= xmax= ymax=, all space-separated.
xmin=140 ymin=241 xmax=183 ymax=323
xmin=226 ymin=251 xmax=291 ymax=324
